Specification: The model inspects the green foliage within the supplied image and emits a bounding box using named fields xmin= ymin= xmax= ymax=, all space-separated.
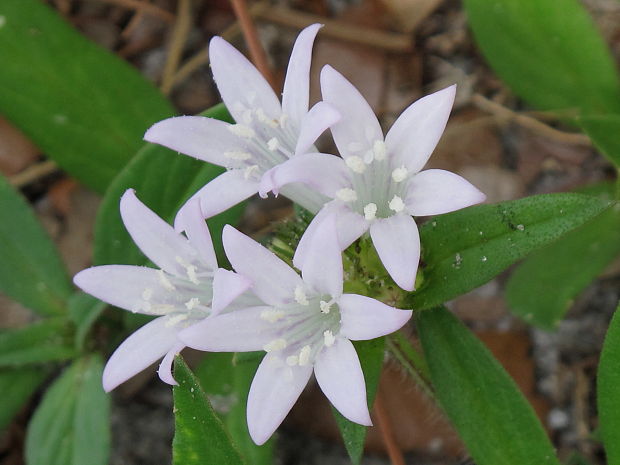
xmin=68 ymin=292 xmax=107 ymax=350
xmin=172 ymin=356 xmax=246 ymax=465
xmin=0 ymin=175 xmax=72 ymax=316
xmin=0 ymin=0 xmax=174 ymax=192
xmin=333 ymin=338 xmax=385 ymax=465
xmin=464 ymin=0 xmax=620 ymax=114
xmin=0 ymin=367 xmax=48 ymax=430
xmin=418 ymin=307 xmax=560 ymax=465
xmin=598 ymin=304 xmax=620 ymax=465
xmin=25 ymin=355 xmax=110 ymax=465
xmin=506 ymin=207 xmax=620 ymax=328
xmin=408 ymin=193 xmax=612 ymax=309
xmin=580 ymin=114 xmax=620 ymax=168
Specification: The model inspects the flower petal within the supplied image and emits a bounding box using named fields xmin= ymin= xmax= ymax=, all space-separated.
xmin=174 ymin=170 xmax=258 ymax=229
xmin=102 ymin=316 xmax=179 ymax=392
xmin=369 ymin=214 xmax=420 ymax=291
xmin=294 ymin=102 xmax=341 ymax=155
xmin=143 ymin=116 xmax=238 ymax=167
xmin=281 ymin=24 xmax=322 ymax=128
xmin=223 ymin=225 xmax=303 ymax=306
xmin=179 ymin=198 xmax=217 ymax=269
xmin=301 ymin=215 xmax=343 ymax=298
xmin=385 ymin=85 xmax=456 ymax=174
xmin=247 ymin=353 xmax=313 ymax=445
xmin=339 ymin=294 xmax=412 ymax=340
xmin=210 ymin=36 xmax=281 ymax=123
xmin=320 ymin=65 xmax=383 ymax=159
xmin=211 ymin=268 xmax=252 ymax=316
xmin=179 ymin=306 xmax=278 ymax=352
xmin=259 ymin=152 xmax=349 ymax=199
xmin=314 ymin=338 xmax=371 ymax=426
xmin=120 ymin=189 xmax=196 ymax=276
xmin=157 ymin=342 xmax=185 ymax=386
xmin=405 ymin=169 xmax=486 ymax=216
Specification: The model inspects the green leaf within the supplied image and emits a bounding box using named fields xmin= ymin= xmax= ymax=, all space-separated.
xmin=333 ymin=337 xmax=385 ymax=465
xmin=598 ymin=303 xmax=620 ymax=465
xmin=68 ymin=292 xmax=107 ymax=350
xmin=0 ymin=0 xmax=174 ymax=192
xmin=0 ymin=175 xmax=72 ymax=316
xmin=418 ymin=307 xmax=560 ymax=465
xmin=0 ymin=318 xmax=76 ymax=367
xmin=25 ymin=354 xmax=110 ymax=465
xmin=0 ymin=367 xmax=48 ymax=430
xmin=172 ymin=356 xmax=246 ymax=465
xmin=464 ymin=0 xmax=620 ymax=115
xmin=506 ymin=207 xmax=620 ymax=329
xmin=93 ymin=104 xmax=241 ymax=266
xmin=408 ymin=193 xmax=612 ymax=310
xmin=579 ymin=114 xmax=620 ymax=168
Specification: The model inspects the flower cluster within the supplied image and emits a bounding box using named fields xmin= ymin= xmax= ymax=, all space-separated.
xmin=75 ymin=23 xmax=484 ymax=445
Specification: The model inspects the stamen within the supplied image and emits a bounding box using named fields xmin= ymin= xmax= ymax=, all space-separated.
xmin=298 ymin=345 xmax=311 ymax=366
xmin=323 ymin=330 xmax=336 ymax=347
xmin=165 ymin=313 xmax=188 ymax=327
xmin=224 ymin=150 xmax=252 ymax=161
xmin=267 ymin=137 xmax=280 ymax=151
xmin=319 ymin=300 xmax=333 ymax=314
xmin=260 ymin=309 xmax=286 ymax=323
xmin=345 ymin=156 xmax=366 ymax=174
xmin=286 ymin=355 xmax=299 ymax=366
xmin=186 ymin=265 xmax=200 ymax=285
xmin=256 ymin=108 xmax=278 ymax=128
xmin=388 ymin=195 xmax=405 ymax=213
xmin=364 ymin=203 xmax=377 ymax=221
xmin=264 ymin=338 xmax=287 ymax=353
xmin=294 ymin=285 xmax=309 ymax=306
xmin=373 ymin=140 xmax=387 ymax=161
xmin=142 ymin=288 xmax=153 ymax=301
xmin=228 ymin=124 xmax=255 ymax=138
xmin=391 ymin=166 xmax=408 ymax=183
xmin=244 ymin=165 xmax=259 ymax=180
xmin=279 ymin=113 xmax=289 ymax=128
xmin=363 ymin=149 xmax=374 ymax=164
xmin=184 ymin=298 xmax=201 ymax=310
xmin=241 ymin=109 xmax=253 ymax=124
xmin=336 ymin=188 xmax=357 ymax=203
xmin=157 ymin=269 xmax=176 ymax=291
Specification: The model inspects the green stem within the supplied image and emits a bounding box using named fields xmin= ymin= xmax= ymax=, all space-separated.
xmin=386 ymin=330 xmax=435 ymax=401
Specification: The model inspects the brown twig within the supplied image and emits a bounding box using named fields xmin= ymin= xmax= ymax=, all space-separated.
xmin=373 ymin=388 xmax=406 ymax=465
xmin=9 ymin=160 xmax=58 ymax=188
xmin=472 ymin=94 xmax=591 ymax=146
xmin=229 ymin=0 xmax=277 ymax=90
xmin=54 ymin=0 xmax=72 ymax=15
xmin=160 ymin=0 xmax=193 ymax=95
xmin=92 ymin=0 xmax=175 ymax=23
xmin=121 ymin=9 xmax=146 ymax=39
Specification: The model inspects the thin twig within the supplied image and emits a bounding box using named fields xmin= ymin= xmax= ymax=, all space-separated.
xmin=374 ymin=389 xmax=406 ymax=465
xmin=254 ymin=5 xmax=413 ymax=52
xmin=229 ymin=0 xmax=277 ymax=90
xmin=160 ymin=0 xmax=193 ymax=95
xmin=472 ymin=94 xmax=591 ymax=146
xmin=92 ymin=0 xmax=175 ymax=23
xmin=121 ymin=9 xmax=146 ymax=39
xmin=9 ymin=160 xmax=58 ymax=188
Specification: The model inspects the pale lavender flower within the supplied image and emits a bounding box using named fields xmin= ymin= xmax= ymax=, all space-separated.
xmin=180 ymin=217 xmax=412 ymax=445
xmin=259 ymin=66 xmax=486 ymax=291
xmin=143 ymin=24 xmax=339 ymax=230
xmin=73 ymin=189 xmax=250 ymax=391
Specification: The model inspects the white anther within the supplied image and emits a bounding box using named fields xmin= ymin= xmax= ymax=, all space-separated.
xmin=373 ymin=140 xmax=387 ymax=161
xmin=298 ymin=345 xmax=311 ymax=366
xmin=142 ymin=288 xmax=153 ymax=301
xmin=286 ymin=355 xmax=299 ymax=366
xmin=294 ymin=285 xmax=309 ymax=306
xmin=279 ymin=113 xmax=289 ymax=128
xmin=267 ymin=137 xmax=280 ymax=151
xmin=224 ymin=150 xmax=252 ymax=161
xmin=241 ymin=109 xmax=253 ymax=124
xmin=336 ymin=188 xmax=357 ymax=203
xmin=323 ymin=330 xmax=336 ymax=347
xmin=256 ymin=108 xmax=278 ymax=128
xmin=140 ymin=301 xmax=152 ymax=313
xmin=227 ymin=124 xmax=255 ymax=138
xmin=184 ymin=298 xmax=201 ymax=310
xmin=363 ymin=149 xmax=374 ymax=164
xmin=263 ymin=338 xmax=287 ymax=353
xmin=319 ymin=300 xmax=333 ymax=314
xmin=388 ymin=195 xmax=405 ymax=213
xmin=391 ymin=166 xmax=408 ymax=183
xmin=260 ymin=309 xmax=286 ymax=323
xmin=244 ymin=165 xmax=259 ymax=180
xmin=347 ymin=141 xmax=364 ymax=153
xmin=157 ymin=269 xmax=176 ymax=291
xmin=165 ymin=314 xmax=188 ymax=327
xmin=364 ymin=203 xmax=377 ymax=220
xmin=345 ymin=156 xmax=366 ymax=174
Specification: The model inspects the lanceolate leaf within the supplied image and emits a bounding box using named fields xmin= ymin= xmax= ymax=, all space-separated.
xmin=68 ymin=292 xmax=107 ymax=350
xmin=580 ymin=114 xmax=620 ymax=168
xmin=464 ymin=0 xmax=620 ymax=114
xmin=0 ymin=0 xmax=174 ymax=192
xmin=507 ymin=207 xmax=620 ymax=329
xmin=418 ymin=307 xmax=560 ymax=465
xmin=172 ymin=356 xmax=245 ymax=465
xmin=333 ymin=338 xmax=385 ymax=465
xmin=598 ymin=304 xmax=620 ymax=465
xmin=93 ymin=104 xmax=242 ymax=266
xmin=0 ymin=175 xmax=72 ymax=316
xmin=25 ymin=355 xmax=110 ymax=465
xmin=0 ymin=367 xmax=48 ymax=430
xmin=408 ymin=193 xmax=612 ymax=310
